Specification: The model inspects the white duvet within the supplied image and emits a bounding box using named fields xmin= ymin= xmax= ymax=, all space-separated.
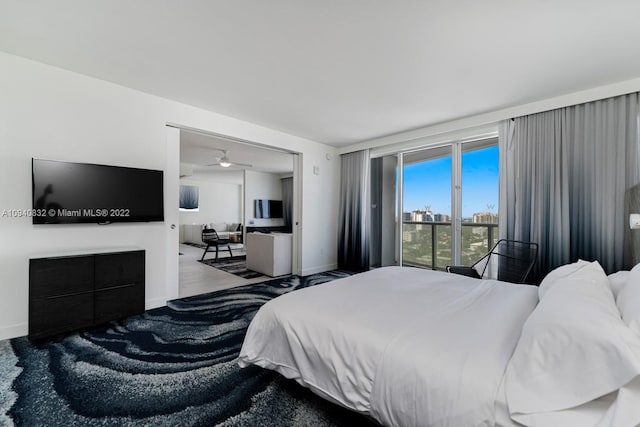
xmin=238 ymin=266 xmax=539 ymax=426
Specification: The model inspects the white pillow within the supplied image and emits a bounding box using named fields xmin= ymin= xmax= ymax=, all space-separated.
xmin=506 ymin=261 xmax=640 ymax=426
xmin=211 ymin=223 xmax=227 ymax=232
xmin=617 ymin=264 xmax=640 ymax=334
xmin=538 ymin=259 xmax=590 ymax=299
xmin=609 ymin=270 xmax=631 ymax=298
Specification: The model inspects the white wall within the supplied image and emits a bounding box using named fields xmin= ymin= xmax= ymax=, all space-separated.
xmin=179 ymin=178 xmax=242 ymax=227
xmin=0 ymin=52 xmax=339 ymax=340
xmin=298 ymin=153 xmax=339 ymax=275
xmin=244 ymin=170 xmax=284 ymax=228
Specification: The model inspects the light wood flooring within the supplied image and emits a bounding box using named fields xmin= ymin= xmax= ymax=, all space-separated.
xmin=178 ymin=243 xmax=268 ymax=298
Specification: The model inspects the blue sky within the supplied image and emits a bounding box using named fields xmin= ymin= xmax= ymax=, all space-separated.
xmin=403 ymin=146 xmax=498 ymax=218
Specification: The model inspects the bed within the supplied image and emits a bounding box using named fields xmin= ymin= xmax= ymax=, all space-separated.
xmin=238 ymin=263 xmax=640 ymax=426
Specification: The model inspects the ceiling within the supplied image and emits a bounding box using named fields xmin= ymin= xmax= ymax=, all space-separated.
xmin=180 ymin=129 xmax=293 ymax=182
xmin=2 ymin=1 xmax=640 ymax=146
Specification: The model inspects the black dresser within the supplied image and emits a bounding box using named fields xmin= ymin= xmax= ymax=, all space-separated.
xmin=29 ymin=249 xmax=145 ymax=341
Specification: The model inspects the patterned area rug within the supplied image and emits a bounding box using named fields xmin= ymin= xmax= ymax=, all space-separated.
xmin=1 ymin=271 xmax=380 ymax=427
xmin=199 ymin=256 xmax=264 ymax=280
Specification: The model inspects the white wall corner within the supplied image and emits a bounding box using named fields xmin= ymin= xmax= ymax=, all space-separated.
xmin=301 ymin=262 xmax=339 ymax=277
xmin=0 ymin=323 xmax=28 ymax=342
xmin=145 ymin=297 xmax=168 ymax=311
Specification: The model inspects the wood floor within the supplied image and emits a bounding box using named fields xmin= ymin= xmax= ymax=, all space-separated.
xmin=178 ymin=243 xmax=268 ymax=298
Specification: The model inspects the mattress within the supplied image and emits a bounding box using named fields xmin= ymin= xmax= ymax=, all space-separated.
xmin=238 ymin=266 xmax=539 ymax=426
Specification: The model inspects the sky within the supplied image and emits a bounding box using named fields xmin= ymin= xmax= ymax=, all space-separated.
xmin=403 ymin=145 xmax=498 ymax=218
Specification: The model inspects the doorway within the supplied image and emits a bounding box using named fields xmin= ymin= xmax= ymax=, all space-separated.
xmin=170 ymin=127 xmax=299 ymax=299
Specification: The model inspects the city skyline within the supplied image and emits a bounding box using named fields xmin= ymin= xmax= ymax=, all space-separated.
xmin=403 ymin=145 xmax=499 ymax=217
xmin=404 ymin=208 xmax=498 ymax=223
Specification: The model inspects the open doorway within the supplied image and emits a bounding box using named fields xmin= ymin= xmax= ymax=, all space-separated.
xmin=177 ymin=128 xmax=297 ymax=298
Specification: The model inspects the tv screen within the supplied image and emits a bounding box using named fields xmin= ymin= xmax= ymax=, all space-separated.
xmin=269 ymin=200 xmax=283 ymax=218
xmin=254 ymin=199 xmax=283 ymax=219
xmin=32 ymin=159 xmax=164 ymax=224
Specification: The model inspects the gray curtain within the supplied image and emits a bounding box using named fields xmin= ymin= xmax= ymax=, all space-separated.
xmin=338 ymin=149 xmax=371 ymax=271
xmin=369 ymin=157 xmax=383 ymax=268
xmin=500 ymin=92 xmax=640 ymax=279
xmin=281 ymin=177 xmax=293 ymax=232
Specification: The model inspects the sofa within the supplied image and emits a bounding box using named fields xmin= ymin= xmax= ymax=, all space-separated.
xmin=180 ymin=223 xmax=242 ymax=244
xmin=245 ymin=232 xmax=292 ymax=277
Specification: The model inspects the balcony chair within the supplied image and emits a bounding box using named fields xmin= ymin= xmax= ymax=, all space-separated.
xmin=446 ymin=239 xmax=538 ymax=284
xmin=201 ymin=228 xmax=233 ymax=261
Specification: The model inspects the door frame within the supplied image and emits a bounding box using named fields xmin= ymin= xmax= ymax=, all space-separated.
xmin=166 ymin=125 xmax=302 ymax=300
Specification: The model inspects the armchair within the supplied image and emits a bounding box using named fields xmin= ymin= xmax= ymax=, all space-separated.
xmin=201 ymin=228 xmax=233 ymax=261
xmin=446 ymin=239 xmax=538 ymax=284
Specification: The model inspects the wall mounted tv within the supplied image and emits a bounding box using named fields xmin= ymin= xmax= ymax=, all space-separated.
xmin=254 ymin=199 xmax=283 ymax=219
xmin=32 ymin=159 xmax=164 ymax=224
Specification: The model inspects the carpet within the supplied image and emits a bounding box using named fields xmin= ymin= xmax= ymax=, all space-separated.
xmin=199 ymin=256 xmax=264 ymax=280
xmin=1 ymin=271 xmax=379 ymax=427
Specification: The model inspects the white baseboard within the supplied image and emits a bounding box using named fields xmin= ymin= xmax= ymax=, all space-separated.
xmin=0 ymin=322 xmax=28 ymax=341
xmin=301 ymin=262 xmax=339 ymax=276
xmin=145 ymin=297 xmax=167 ymax=310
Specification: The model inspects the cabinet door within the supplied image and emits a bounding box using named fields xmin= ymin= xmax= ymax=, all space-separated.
xmin=29 ymin=256 xmax=95 ymax=340
xmin=93 ymin=250 xmax=145 ymax=324
xmin=29 ymin=293 xmax=94 ymax=339
xmin=94 ymin=284 xmax=145 ymax=325
xmin=94 ymin=251 xmax=144 ymax=289
xmin=29 ymin=256 xmax=94 ymax=298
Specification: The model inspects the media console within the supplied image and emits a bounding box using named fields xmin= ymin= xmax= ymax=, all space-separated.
xmin=29 ymin=249 xmax=145 ymax=341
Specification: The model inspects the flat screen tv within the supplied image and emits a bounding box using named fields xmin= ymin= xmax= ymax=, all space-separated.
xmin=32 ymin=159 xmax=164 ymax=224
xmin=254 ymin=199 xmax=283 ymax=219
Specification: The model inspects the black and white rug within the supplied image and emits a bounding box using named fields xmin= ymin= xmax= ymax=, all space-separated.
xmin=199 ymin=255 xmax=264 ymax=280
xmin=1 ymin=271 xmax=379 ymax=426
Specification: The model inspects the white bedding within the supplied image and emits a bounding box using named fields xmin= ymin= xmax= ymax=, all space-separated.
xmin=238 ymin=266 xmax=539 ymax=426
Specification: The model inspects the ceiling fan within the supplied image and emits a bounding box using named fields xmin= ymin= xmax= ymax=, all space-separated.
xmin=205 ymin=149 xmax=252 ymax=168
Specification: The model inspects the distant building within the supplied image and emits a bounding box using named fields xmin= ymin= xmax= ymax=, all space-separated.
xmin=411 ymin=209 xmax=433 ymax=222
xmin=473 ymin=212 xmax=498 ymax=224
xmin=433 ymin=213 xmax=450 ymax=222
xmin=403 ymin=230 xmax=417 ymax=242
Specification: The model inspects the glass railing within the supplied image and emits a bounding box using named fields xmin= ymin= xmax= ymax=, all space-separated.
xmin=402 ymin=222 xmax=498 ymax=270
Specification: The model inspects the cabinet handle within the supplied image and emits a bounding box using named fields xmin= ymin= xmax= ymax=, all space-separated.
xmin=95 ymin=283 xmax=137 ymax=292
xmin=45 ymin=290 xmax=93 ymax=300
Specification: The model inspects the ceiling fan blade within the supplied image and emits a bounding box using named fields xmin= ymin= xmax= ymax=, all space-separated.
xmin=231 ymin=161 xmax=253 ymax=168
xmin=203 ymin=161 xmax=252 ymax=168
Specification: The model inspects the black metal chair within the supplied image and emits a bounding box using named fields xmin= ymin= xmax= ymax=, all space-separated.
xmin=201 ymin=228 xmax=233 ymax=261
xmin=446 ymin=239 xmax=539 ymax=284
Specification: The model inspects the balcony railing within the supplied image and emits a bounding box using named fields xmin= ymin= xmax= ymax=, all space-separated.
xmin=402 ymin=221 xmax=498 ymax=270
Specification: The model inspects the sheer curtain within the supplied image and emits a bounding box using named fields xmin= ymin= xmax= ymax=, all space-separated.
xmin=500 ymin=92 xmax=640 ymax=279
xmin=338 ymin=149 xmax=371 ymax=271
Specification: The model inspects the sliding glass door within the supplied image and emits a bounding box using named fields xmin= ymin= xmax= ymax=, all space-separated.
xmin=460 ymin=140 xmax=499 ymax=265
xmin=401 ymin=146 xmax=453 ymax=269
xmin=392 ymin=137 xmax=498 ymax=269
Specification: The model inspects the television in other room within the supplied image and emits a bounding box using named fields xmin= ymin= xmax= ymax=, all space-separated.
xmin=254 ymin=199 xmax=283 ymax=219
